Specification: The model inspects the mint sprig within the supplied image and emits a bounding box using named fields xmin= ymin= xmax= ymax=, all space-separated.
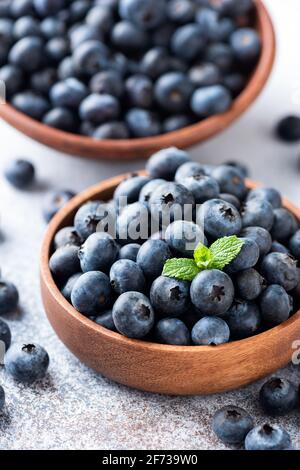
xmin=162 ymin=235 xmax=244 ymax=282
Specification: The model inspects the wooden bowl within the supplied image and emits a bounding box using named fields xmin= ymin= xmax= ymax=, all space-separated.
xmin=1 ymin=0 xmax=275 ymax=161
xmin=40 ymin=173 xmax=300 ymax=395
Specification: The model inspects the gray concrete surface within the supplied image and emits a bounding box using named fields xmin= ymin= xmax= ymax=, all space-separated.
xmin=0 ymin=0 xmax=299 ymax=450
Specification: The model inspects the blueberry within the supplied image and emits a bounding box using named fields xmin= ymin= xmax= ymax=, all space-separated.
xmin=261 ymin=253 xmax=299 ymax=291
xmin=212 ymin=406 xmax=254 ymax=445
xmin=181 ymin=174 xmax=220 ymax=204
xmin=49 ymin=245 xmax=80 ymax=283
xmin=289 ymin=229 xmax=300 ymax=259
xmin=79 ymin=232 xmax=119 ymax=273
xmin=241 ymin=198 xmax=274 ymax=231
xmin=12 ymin=92 xmax=50 ymax=120
xmin=271 ymin=241 xmax=289 ymax=255
xmin=191 ymin=269 xmax=234 ymax=316
xmin=116 ymin=202 xmax=150 ymax=244
xmin=205 ymin=43 xmax=233 ymax=72
xmin=50 ymin=78 xmax=87 ymax=109
xmin=165 ymin=220 xmax=206 ymax=257
xmin=175 ymin=161 xmax=211 ymax=182
xmin=0 ymin=64 xmax=23 ymax=96
xmin=5 ymin=343 xmax=49 ymax=384
xmin=43 ymin=190 xmax=75 ymax=222
xmin=71 ymin=271 xmax=112 ymax=316
xmin=212 ymin=165 xmax=247 ymax=200
xmin=226 ymin=238 xmax=259 ymax=273
xmin=171 ymin=23 xmax=205 ymax=61
xmin=43 ymin=106 xmax=77 ymax=133
xmin=223 ymin=160 xmax=249 ymax=179
xmin=93 ymin=122 xmax=129 ymax=140
xmin=80 ymin=94 xmax=120 ymax=125
xmin=114 ymin=175 xmax=151 ymax=205
xmin=10 ymin=0 xmax=34 ymax=17
xmin=110 ymin=259 xmax=145 ymax=294
xmin=137 ymin=239 xmax=171 ymax=281
xmin=125 ymin=74 xmax=153 ymax=109
xmin=260 ymin=377 xmax=298 ymax=417
xmin=167 ymin=0 xmax=195 ymax=23
xmin=119 ymin=0 xmax=166 ymax=30
xmin=68 ymin=0 xmax=91 ymax=21
xmin=192 ymin=317 xmax=230 ymax=346
xmin=0 ymin=18 xmax=13 ymax=47
xmin=163 ymin=114 xmax=192 ymax=133
xmin=9 ymin=37 xmax=44 ymax=72
xmin=235 ymin=268 xmax=265 ymax=301
xmin=191 ymin=85 xmax=232 ymax=117
xmin=40 ymin=17 xmax=66 ymax=38
xmin=112 ymin=292 xmax=154 ymax=339
xmin=85 ymin=6 xmax=114 ymax=34
xmin=118 ymin=243 xmax=141 ymax=262
xmin=246 ymin=187 xmax=282 ymax=209
xmin=223 ymin=73 xmax=246 ymax=97
xmin=0 ymin=385 xmax=4 ymax=411
xmin=94 ymin=310 xmax=116 ymax=331
xmin=260 ymin=285 xmax=293 ymax=325
xmin=139 ymin=179 xmax=165 ymax=206
xmin=111 ymin=21 xmax=149 ymax=51
xmin=224 ymin=301 xmax=261 ymax=338
xmin=230 ymin=28 xmax=261 ymax=63
xmin=125 ymin=108 xmax=161 ymax=137
xmin=89 ymin=70 xmax=124 ymax=98
xmin=57 ymin=56 xmax=75 ymax=80
xmin=245 ymin=424 xmax=291 ymax=451
xmin=219 ymin=193 xmax=241 ymax=210
xmin=33 ymin=0 xmax=65 ymax=16
xmin=149 ymin=182 xmax=195 ymax=224
xmin=188 ymin=62 xmax=221 ymax=87
xmin=0 ymin=281 xmax=19 ymax=315
xmin=150 ymin=276 xmax=190 ymax=317
xmin=4 ymin=159 xmax=35 ymax=189
xmin=146 ymin=147 xmax=190 ymax=181
xmin=198 ymin=199 xmax=242 ymax=239
xmin=30 ymin=68 xmax=57 ymax=95
xmin=46 ymin=37 xmax=69 ymax=63
xmin=69 ymin=24 xmax=103 ymax=51
xmin=72 ymin=40 xmax=109 ymax=76
xmin=271 ymin=208 xmax=297 ymax=241
xmin=140 ymin=47 xmax=170 ymax=80
xmin=195 ymin=7 xmax=220 ymax=41
xmin=0 ymin=318 xmax=11 ymax=350
xmin=276 ymin=116 xmax=300 ymax=142
xmin=154 ymin=72 xmax=193 ymax=113
xmin=155 ymin=318 xmax=190 ymax=345
xmin=13 ymin=16 xmax=41 ymax=39
xmin=61 ymin=272 xmax=82 ymax=302
xmin=240 ymin=226 xmax=272 ymax=257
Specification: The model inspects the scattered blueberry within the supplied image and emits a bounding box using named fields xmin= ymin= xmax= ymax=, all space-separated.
xmin=0 ymin=318 xmax=11 ymax=350
xmin=212 ymin=406 xmax=254 ymax=446
xmin=276 ymin=116 xmax=300 ymax=142
xmin=0 ymin=281 xmax=19 ymax=316
xmin=245 ymin=424 xmax=291 ymax=451
xmin=260 ymin=377 xmax=298 ymax=416
xmin=43 ymin=189 xmax=75 ymax=222
xmin=5 ymin=343 xmax=50 ymax=384
xmin=4 ymin=159 xmax=35 ymax=189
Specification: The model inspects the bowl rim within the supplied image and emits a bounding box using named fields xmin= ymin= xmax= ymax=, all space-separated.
xmin=0 ymin=0 xmax=276 ymax=159
xmin=40 ymin=172 xmax=300 ymax=354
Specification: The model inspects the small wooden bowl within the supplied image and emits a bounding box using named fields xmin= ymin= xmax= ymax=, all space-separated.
xmin=1 ymin=0 xmax=275 ymax=161
xmin=40 ymin=173 xmax=300 ymax=395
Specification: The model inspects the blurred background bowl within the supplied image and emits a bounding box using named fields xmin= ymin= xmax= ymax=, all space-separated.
xmin=0 ymin=0 xmax=275 ymax=161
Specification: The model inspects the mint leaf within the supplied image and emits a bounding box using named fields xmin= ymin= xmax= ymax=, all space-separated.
xmin=162 ymin=258 xmax=200 ymax=281
xmin=194 ymin=243 xmax=214 ymax=269
xmin=209 ymin=236 xmax=244 ymax=270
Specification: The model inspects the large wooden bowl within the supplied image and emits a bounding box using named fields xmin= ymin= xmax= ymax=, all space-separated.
xmin=1 ymin=0 xmax=275 ymax=161
xmin=40 ymin=173 xmax=300 ymax=395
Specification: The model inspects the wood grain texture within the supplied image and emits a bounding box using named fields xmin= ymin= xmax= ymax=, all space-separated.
xmin=40 ymin=174 xmax=300 ymax=395
xmin=0 ymin=0 xmax=275 ymax=161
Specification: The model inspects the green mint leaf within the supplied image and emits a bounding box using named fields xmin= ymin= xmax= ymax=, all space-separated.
xmin=162 ymin=258 xmax=200 ymax=281
xmin=209 ymin=236 xmax=244 ymax=270
xmin=194 ymin=243 xmax=214 ymax=269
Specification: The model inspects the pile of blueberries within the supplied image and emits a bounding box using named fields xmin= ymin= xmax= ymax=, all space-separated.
xmin=49 ymin=146 xmax=300 ymax=347
xmin=213 ymin=374 xmax=299 ymax=450
xmin=0 ymin=0 xmax=261 ymax=139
